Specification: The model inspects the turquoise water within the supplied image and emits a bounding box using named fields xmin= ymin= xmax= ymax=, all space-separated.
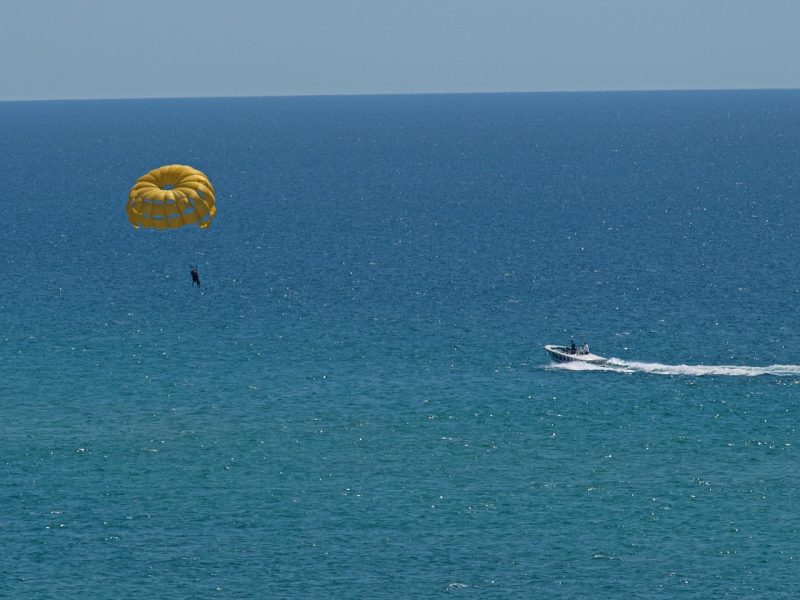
xmin=2 ymin=91 xmax=799 ymax=598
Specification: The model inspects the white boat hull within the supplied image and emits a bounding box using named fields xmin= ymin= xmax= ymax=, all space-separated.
xmin=545 ymin=345 xmax=606 ymax=364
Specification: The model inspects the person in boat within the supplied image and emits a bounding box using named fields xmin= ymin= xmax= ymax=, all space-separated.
xmin=583 ymin=342 xmax=589 ymax=355
xmin=570 ymin=340 xmax=577 ymax=354
xmin=190 ymin=266 xmax=200 ymax=287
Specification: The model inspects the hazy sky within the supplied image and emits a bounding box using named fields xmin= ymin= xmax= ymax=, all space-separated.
xmin=1 ymin=0 xmax=798 ymax=101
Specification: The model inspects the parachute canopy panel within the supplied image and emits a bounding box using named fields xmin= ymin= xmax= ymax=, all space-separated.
xmin=126 ymin=164 xmax=216 ymax=229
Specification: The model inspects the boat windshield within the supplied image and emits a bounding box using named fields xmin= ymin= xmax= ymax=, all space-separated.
xmin=566 ymin=342 xmax=590 ymax=355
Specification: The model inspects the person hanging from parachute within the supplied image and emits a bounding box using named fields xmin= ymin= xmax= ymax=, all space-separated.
xmin=190 ymin=265 xmax=200 ymax=287
xmin=126 ymin=164 xmax=216 ymax=287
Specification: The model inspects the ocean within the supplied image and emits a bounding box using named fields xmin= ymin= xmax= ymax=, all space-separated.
xmin=1 ymin=90 xmax=799 ymax=598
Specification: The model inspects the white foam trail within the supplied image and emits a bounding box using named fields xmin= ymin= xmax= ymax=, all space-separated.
xmin=546 ymin=360 xmax=633 ymax=373
xmin=548 ymin=358 xmax=800 ymax=377
xmin=606 ymin=358 xmax=800 ymax=377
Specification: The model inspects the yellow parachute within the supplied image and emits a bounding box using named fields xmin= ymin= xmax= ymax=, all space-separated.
xmin=126 ymin=164 xmax=216 ymax=229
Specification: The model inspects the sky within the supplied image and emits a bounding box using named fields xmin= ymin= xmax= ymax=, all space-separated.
xmin=1 ymin=0 xmax=798 ymax=101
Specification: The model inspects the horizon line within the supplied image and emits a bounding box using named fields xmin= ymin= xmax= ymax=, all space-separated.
xmin=2 ymin=85 xmax=800 ymax=104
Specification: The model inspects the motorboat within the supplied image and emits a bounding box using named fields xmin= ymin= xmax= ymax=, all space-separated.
xmin=545 ymin=344 xmax=606 ymax=364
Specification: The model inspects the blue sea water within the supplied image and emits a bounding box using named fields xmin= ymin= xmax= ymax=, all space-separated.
xmin=1 ymin=90 xmax=799 ymax=598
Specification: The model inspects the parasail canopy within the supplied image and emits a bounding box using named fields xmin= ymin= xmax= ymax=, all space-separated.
xmin=126 ymin=164 xmax=216 ymax=229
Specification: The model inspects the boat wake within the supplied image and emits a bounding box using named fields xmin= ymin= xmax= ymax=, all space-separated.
xmin=548 ymin=357 xmax=800 ymax=377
